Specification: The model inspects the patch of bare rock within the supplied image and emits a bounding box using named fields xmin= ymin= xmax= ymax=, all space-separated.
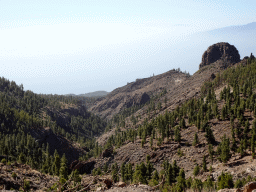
xmin=218 ymin=182 xmax=256 ymax=192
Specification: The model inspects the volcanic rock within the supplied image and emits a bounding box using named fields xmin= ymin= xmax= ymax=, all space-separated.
xmin=100 ymin=148 xmax=113 ymax=158
xmin=199 ymin=42 xmax=240 ymax=69
xmin=243 ymin=182 xmax=256 ymax=192
xmin=104 ymin=179 xmax=113 ymax=189
xmin=70 ymin=160 xmax=96 ymax=174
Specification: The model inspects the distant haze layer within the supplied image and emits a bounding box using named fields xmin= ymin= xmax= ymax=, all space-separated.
xmin=1 ymin=22 xmax=256 ymax=95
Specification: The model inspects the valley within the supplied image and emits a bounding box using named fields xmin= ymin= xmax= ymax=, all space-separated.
xmin=1 ymin=42 xmax=256 ymax=192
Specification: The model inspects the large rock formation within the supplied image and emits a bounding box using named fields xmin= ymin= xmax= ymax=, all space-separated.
xmin=70 ymin=160 xmax=96 ymax=174
xmin=199 ymin=42 xmax=240 ymax=69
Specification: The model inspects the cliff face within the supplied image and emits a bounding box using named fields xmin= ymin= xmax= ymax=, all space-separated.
xmin=199 ymin=42 xmax=241 ymax=69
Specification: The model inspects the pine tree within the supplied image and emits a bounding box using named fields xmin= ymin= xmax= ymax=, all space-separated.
xmin=204 ymin=176 xmax=214 ymax=191
xmin=19 ymin=152 xmax=26 ymax=164
xmin=221 ymin=106 xmax=226 ymax=120
xmin=103 ymin=163 xmax=108 ymax=173
xmin=125 ymin=163 xmax=133 ymax=182
xmin=146 ymin=159 xmax=154 ymax=180
xmin=193 ymin=164 xmax=200 ymax=176
xmin=197 ymin=114 xmax=201 ymax=132
xmin=174 ymin=126 xmax=181 ymax=143
xmin=59 ymin=153 xmax=68 ymax=180
xmin=173 ymin=160 xmax=180 ymax=178
xmin=175 ymin=168 xmax=186 ymax=192
xmin=167 ymin=163 xmax=174 ymax=185
xmin=52 ymin=150 xmax=60 ymax=176
xmin=180 ymin=118 xmax=186 ymax=129
xmin=208 ymin=144 xmax=214 ymax=164
xmin=121 ymin=162 xmax=126 ymax=181
xmin=192 ymin=178 xmax=203 ymax=192
xmin=150 ymin=135 xmax=153 ymax=148
xmin=71 ymin=169 xmax=81 ymax=183
xmin=205 ymin=126 xmax=215 ymax=144
xmin=133 ymin=163 xmax=147 ymax=184
xmin=202 ymin=155 xmax=207 ymax=172
xmin=231 ymin=127 xmax=237 ymax=152
xmin=251 ymin=133 xmax=256 ymax=158
xmin=152 ymin=170 xmax=159 ymax=182
xmin=193 ymin=132 xmax=199 ymax=146
xmin=111 ymin=163 xmax=119 ymax=183
xmin=217 ymin=172 xmax=234 ymax=190
xmin=244 ymin=119 xmax=249 ymax=139
xmin=220 ymin=134 xmax=231 ymax=163
xmin=239 ymin=139 xmax=245 ymax=157
xmin=186 ymin=176 xmax=193 ymax=189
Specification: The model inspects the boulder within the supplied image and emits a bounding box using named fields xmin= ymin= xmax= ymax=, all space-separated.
xmin=199 ymin=42 xmax=240 ymax=69
xmin=100 ymin=148 xmax=113 ymax=158
xmin=209 ymin=73 xmax=216 ymax=81
xmin=125 ymin=92 xmax=150 ymax=108
xmin=116 ymin=181 xmax=127 ymax=187
xmin=69 ymin=160 xmax=96 ymax=174
xmin=139 ymin=92 xmax=150 ymax=105
xmin=218 ymin=189 xmax=241 ymax=192
xmin=243 ymin=182 xmax=256 ymax=192
xmin=104 ymin=179 xmax=113 ymax=189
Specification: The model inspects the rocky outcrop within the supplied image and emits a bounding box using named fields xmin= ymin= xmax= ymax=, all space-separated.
xmin=243 ymin=182 xmax=256 ymax=192
xmin=70 ymin=160 xmax=96 ymax=174
xmin=100 ymin=148 xmax=113 ymax=158
xmin=199 ymin=42 xmax=240 ymax=69
xmin=125 ymin=92 xmax=150 ymax=108
xmin=217 ymin=189 xmax=241 ymax=192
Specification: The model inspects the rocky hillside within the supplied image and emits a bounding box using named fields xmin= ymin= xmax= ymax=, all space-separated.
xmin=2 ymin=42 xmax=256 ymax=192
xmin=95 ymin=42 xmax=246 ymax=147
xmin=77 ymin=43 xmax=256 ymax=191
xmin=89 ymin=69 xmax=190 ymax=119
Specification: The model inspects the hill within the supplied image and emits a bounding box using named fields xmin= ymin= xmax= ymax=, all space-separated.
xmin=89 ymin=70 xmax=190 ymax=120
xmin=79 ymin=91 xmax=109 ymax=98
xmin=2 ymin=42 xmax=256 ymax=191
xmin=66 ymin=91 xmax=109 ymax=98
xmin=81 ymin=43 xmax=256 ymax=191
xmin=0 ymin=77 xmax=108 ymax=166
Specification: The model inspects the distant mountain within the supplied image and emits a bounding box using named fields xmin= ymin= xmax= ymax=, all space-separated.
xmin=186 ymin=22 xmax=256 ymax=62
xmin=205 ymin=21 xmax=256 ymax=34
xmin=65 ymin=91 xmax=108 ymax=98
xmin=78 ymin=91 xmax=109 ymax=97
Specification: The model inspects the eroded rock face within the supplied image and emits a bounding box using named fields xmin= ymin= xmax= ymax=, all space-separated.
xmin=70 ymin=160 xmax=96 ymax=174
xmin=125 ymin=92 xmax=150 ymax=108
xmin=243 ymin=182 xmax=256 ymax=192
xmin=199 ymin=42 xmax=240 ymax=69
xmin=100 ymin=148 xmax=113 ymax=158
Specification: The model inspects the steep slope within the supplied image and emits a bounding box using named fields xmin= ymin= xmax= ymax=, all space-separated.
xmin=96 ymin=43 xmax=243 ymax=146
xmin=0 ymin=78 xmax=107 ymax=164
xmin=74 ymin=43 xmax=256 ymax=192
xmin=89 ymin=69 xmax=190 ymax=119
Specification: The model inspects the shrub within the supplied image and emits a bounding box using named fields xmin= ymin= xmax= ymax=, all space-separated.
xmin=234 ymin=179 xmax=243 ymax=188
xmin=177 ymin=148 xmax=184 ymax=157
xmin=11 ymin=172 xmax=17 ymax=179
xmin=23 ymin=179 xmax=30 ymax=191
xmin=1 ymin=158 xmax=6 ymax=164
xmin=193 ymin=164 xmax=200 ymax=176
xmin=217 ymin=172 xmax=234 ymax=190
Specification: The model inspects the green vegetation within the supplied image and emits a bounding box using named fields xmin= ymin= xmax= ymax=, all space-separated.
xmin=1 ymin=53 xmax=256 ymax=191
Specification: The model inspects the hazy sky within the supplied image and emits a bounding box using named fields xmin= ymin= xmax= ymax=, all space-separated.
xmin=1 ymin=0 xmax=256 ymax=94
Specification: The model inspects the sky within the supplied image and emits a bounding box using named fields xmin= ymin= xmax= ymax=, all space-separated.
xmin=1 ymin=0 xmax=256 ymax=95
